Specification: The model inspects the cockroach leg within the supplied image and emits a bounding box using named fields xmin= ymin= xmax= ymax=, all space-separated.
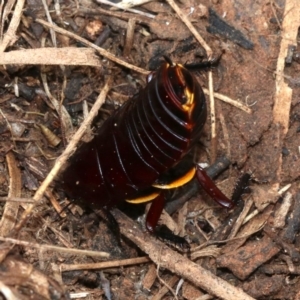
xmin=196 ymin=165 xmax=234 ymax=209
xmin=231 ymin=173 xmax=251 ymax=204
xmin=145 ymin=194 xmax=165 ymax=233
xmin=155 ymin=225 xmax=190 ymax=252
xmin=146 ymin=194 xmax=190 ymax=251
xmin=184 ymin=52 xmax=223 ymax=70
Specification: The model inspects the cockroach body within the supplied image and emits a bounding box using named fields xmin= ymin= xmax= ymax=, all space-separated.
xmin=61 ymin=61 xmax=234 ymax=239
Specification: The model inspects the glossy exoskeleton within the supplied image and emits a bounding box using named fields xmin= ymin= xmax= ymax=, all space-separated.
xmin=61 ymin=60 xmax=234 ymax=239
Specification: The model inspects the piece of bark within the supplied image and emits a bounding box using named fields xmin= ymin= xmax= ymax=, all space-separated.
xmin=217 ymin=235 xmax=280 ymax=280
xmin=242 ymin=274 xmax=284 ymax=298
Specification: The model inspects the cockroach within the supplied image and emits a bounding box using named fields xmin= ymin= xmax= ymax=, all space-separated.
xmin=60 ymin=59 xmax=234 ymax=244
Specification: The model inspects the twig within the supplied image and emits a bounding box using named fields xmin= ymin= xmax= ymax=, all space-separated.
xmin=123 ymin=18 xmax=136 ymax=57
xmin=0 ymin=236 xmax=109 ymax=258
xmin=112 ymin=209 xmax=255 ymax=300
xmin=45 ymin=189 xmax=67 ymax=218
xmin=153 ymin=271 xmax=179 ymax=300
xmin=35 ymin=18 xmax=149 ymax=75
xmin=41 ymin=0 xmax=57 ymax=47
xmin=191 ymin=224 xmax=266 ymax=252
xmin=79 ymin=6 xmax=155 ymax=24
xmin=227 ymin=196 xmax=253 ymax=239
xmin=95 ymin=0 xmax=155 ymax=18
xmin=208 ymin=70 xmax=216 ymax=163
xmin=242 ymin=184 xmax=291 ymax=225
xmin=165 ymin=0 xmax=212 ymax=58
xmin=60 ymin=256 xmax=150 ymax=272
xmin=0 ymin=153 xmax=20 ymax=237
xmin=0 ymin=197 xmax=35 ymax=203
xmin=203 ymin=88 xmax=252 ymax=114
xmin=0 ymin=0 xmax=25 ymax=52
xmin=0 ymin=47 xmax=102 ymax=66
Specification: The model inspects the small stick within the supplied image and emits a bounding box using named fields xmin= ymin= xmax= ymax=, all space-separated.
xmin=0 ymin=153 xmax=21 ymax=237
xmin=112 ymin=209 xmax=255 ymax=300
xmin=203 ymin=88 xmax=252 ymax=114
xmin=0 ymin=236 xmax=109 ymax=258
xmin=0 ymin=47 xmax=102 ymax=66
xmin=208 ymin=70 xmax=217 ymax=163
xmin=60 ymin=256 xmax=150 ymax=272
xmin=228 ymin=196 xmax=253 ymax=239
xmin=153 ymin=273 xmax=179 ymax=300
xmin=165 ymin=0 xmax=212 ymax=58
xmin=0 ymin=197 xmax=35 ymax=203
xmin=41 ymin=0 xmax=57 ymax=47
xmin=123 ymin=18 xmax=136 ymax=57
xmin=0 ymin=0 xmax=25 ymax=52
xmin=96 ymin=0 xmax=155 ymax=18
xmin=242 ymin=184 xmax=291 ymax=225
xmin=35 ymin=18 xmax=149 ymax=75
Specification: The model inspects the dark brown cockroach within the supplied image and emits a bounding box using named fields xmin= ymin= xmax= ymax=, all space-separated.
xmin=60 ymin=60 xmax=234 ymax=244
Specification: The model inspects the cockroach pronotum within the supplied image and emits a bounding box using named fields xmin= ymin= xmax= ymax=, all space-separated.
xmin=60 ymin=59 xmax=234 ymax=245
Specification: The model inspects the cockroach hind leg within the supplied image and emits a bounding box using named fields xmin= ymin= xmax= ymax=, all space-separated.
xmin=145 ymin=194 xmax=165 ymax=233
xmin=231 ymin=173 xmax=251 ymax=205
xmin=195 ymin=165 xmax=234 ymax=209
xmin=184 ymin=51 xmax=224 ymax=71
xmin=155 ymin=225 xmax=190 ymax=252
xmin=145 ymin=195 xmax=190 ymax=251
